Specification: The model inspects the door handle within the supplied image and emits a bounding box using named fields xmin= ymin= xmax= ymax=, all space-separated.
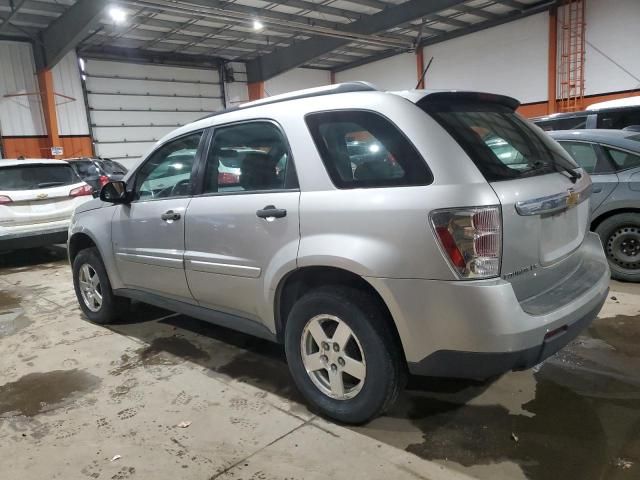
xmin=592 ymin=185 xmax=602 ymax=193
xmin=256 ymin=205 xmax=287 ymax=219
xmin=161 ymin=210 xmax=181 ymax=221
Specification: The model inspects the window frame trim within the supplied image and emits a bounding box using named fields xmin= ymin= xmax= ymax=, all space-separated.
xmin=127 ymin=129 xmax=208 ymax=204
xmin=304 ymin=108 xmax=433 ymax=190
xmin=191 ymin=118 xmax=300 ymax=198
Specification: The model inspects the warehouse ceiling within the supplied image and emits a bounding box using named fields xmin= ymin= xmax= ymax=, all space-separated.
xmin=0 ymin=0 xmax=554 ymax=80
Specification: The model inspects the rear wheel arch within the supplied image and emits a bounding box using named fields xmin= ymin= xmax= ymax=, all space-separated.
xmin=591 ymin=207 xmax=640 ymax=232
xmin=274 ymin=266 xmax=406 ymax=362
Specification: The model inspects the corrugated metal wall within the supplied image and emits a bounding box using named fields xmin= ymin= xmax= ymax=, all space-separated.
xmin=84 ymin=59 xmax=225 ymax=166
xmin=52 ymin=51 xmax=90 ymax=136
xmin=0 ymin=41 xmax=45 ymax=137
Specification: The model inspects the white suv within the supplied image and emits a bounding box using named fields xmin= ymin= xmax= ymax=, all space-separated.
xmin=0 ymin=159 xmax=93 ymax=250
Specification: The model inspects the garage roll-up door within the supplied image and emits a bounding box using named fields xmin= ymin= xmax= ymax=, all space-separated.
xmin=84 ymin=59 xmax=223 ymax=168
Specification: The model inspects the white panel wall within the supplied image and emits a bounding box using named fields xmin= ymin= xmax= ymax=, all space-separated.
xmin=0 ymin=41 xmax=45 ymax=136
xmin=335 ymin=53 xmax=416 ymax=91
xmin=84 ymin=59 xmax=224 ymax=164
xmin=585 ymin=0 xmax=640 ymax=96
xmin=423 ymin=13 xmax=548 ymax=103
xmin=265 ymin=68 xmax=331 ymax=96
xmin=52 ymin=50 xmax=90 ymax=136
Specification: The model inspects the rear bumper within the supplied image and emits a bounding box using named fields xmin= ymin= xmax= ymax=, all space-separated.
xmin=366 ymin=232 xmax=610 ymax=379
xmin=0 ymin=224 xmax=69 ymax=250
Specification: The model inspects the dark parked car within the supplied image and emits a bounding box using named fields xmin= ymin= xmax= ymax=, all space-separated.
xmin=549 ymin=129 xmax=640 ymax=281
xmin=533 ymin=101 xmax=640 ymax=132
xmin=68 ymin=158 xmax=128 ymax=192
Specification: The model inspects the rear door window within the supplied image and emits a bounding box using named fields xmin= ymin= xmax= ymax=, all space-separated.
xmin=604 ymin=146 xmax=640 ymax=171
xmin=305 ymin=110 xmax=432 ymax=188
xmin=557 ymin=141 xmax=599 ymax=173
xmin=0 ymin=164 xmax=79 ymax=190
xmin=421 ymin=99 xmax=577 ymax=182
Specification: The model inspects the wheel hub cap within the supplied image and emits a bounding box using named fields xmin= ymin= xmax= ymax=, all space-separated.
xmin=78 ymin=263 xmax=102 ymax=312
xmin=300 ymin=314 xmax=366 ymax=400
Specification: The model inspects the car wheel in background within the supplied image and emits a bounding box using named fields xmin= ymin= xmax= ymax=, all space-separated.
xmin=72 ymin=247 xmax=130 ymax=324
xmin=284 ymin=286 xmax=405 ymax=424
xmin=596 ymin=213 xmax=640 ymax=282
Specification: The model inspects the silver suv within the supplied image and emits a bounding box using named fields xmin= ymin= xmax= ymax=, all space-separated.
xmin=69 ymin=83 xmax=610 ymax=424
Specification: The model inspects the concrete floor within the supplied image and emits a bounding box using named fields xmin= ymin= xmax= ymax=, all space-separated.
xmin=0 ymin=247 xmax=639 ymax=480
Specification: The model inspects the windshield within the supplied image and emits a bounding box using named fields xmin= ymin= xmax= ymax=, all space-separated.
xmin=0 ymin=164 xmax=80 ymax=190
xmin=420 ymin=101 xmax=578 ymax=182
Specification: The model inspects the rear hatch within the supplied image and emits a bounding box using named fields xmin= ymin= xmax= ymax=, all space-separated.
xmin=0 ymin=163 xmax=90 ymax=228
xmin=419 ymin=93 xmax=592 ymax=301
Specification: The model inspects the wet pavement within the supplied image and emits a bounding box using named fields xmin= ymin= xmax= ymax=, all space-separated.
xmin=1 ymin=246 xmax=639 ymax=479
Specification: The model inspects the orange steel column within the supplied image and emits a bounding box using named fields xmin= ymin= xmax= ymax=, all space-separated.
xmin=547 ymin=6 xmax=558 ymax=114
xmin=416 ymin=46 xmax=425 ymax=89
xmin=247 ymin=81 xmax=265 ymax=101
xmin=37 ymin=69 xmax=61 ymax=158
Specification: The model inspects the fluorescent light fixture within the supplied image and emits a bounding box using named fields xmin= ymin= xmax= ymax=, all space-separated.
xmin=109 ymin=6 xmax=127 ymax=23
xmin=78 ymin=57 xmax=85 ymax=71
xmin=253 ymin=19 xmax=264 ymax=31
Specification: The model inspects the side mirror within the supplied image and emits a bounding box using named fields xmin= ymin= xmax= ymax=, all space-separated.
xmin=99 ymin=181 xmax=129 ymax=204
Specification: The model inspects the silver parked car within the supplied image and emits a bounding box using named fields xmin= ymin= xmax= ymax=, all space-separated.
xmin=549 ymin=129 xmax=640 ymax=281
xmin=68 ymin=83 xmax=610 ymax=423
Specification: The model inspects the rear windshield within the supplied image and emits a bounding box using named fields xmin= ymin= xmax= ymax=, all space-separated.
xmin=421 ymin=101 xmax=578 ymax=182
xmin=98 ymin=160 xmax=127 ymax=175
xmin=71 ymin=160 xmax=99 ymax=176
xmin=0 ymin=164 xmax=79 ymax=190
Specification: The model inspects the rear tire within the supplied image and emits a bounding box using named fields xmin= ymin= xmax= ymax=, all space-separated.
xmin=284 ymin=286 xmax=405 ymax=424
xmin=596 ymin=213 xmax=640 ymax=282
xmin=72 ymin=247 xmax=130 ymax=324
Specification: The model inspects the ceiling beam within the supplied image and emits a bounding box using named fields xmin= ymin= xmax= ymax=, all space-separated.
xmin=0 ymin=0 xmax=28 ymax=34
xmin=452 ymin=5 xmax=500 ymax=20
xmin=81 ymin=44 xmax=225 ymax=69
xmin=246 ymin=0 xmax=466 ymax=82
xmin=492 ymin=0 xmax=527 ymax=10
xmin=334 ymin=0 xmax=556 ymax=73
xmin=420 ymin=0 xmax=555 ymax=47
xmin=37 ymin=0 xmax=108 ymax=70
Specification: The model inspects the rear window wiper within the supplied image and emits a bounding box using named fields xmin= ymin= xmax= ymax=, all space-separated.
xmin=530 ymin=161 xmax=581 ymax=183
xmin=37 ymin=181 xmax=65 ymax=188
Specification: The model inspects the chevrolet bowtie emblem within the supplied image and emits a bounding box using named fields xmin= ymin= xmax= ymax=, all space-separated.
xmin=37 ymin=193 xmax=48 ymax=200
xmin=566 ymin=190 xmax=579 ymax=208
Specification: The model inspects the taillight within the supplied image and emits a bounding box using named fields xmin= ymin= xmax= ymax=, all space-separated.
xmin=0 ymin=195 xmax=12 ymax=205
xmin=218 ymin=172 xmax=239 ymax=185
xmin=69 ymin=184 xmax=93 ymax=197
xmin=99 ymin=175 xmax=110 ymax=187
xmin=430 ymin=206 xmax=502 ymax=279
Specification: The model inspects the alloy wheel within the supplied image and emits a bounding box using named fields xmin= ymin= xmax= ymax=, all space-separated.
xmin=300 ymin=314 xmax=366 ymax=400
xmin=78 ymin=263 xmax=103 ymax=312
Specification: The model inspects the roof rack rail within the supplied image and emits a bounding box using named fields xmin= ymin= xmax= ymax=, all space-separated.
xmin=198 ymin=81 xmax=377 ymax=121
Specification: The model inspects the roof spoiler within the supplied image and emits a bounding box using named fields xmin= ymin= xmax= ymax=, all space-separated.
xmin=417 ymin=91 xmax=520 ymax=111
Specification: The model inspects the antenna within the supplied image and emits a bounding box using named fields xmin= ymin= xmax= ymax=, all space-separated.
xmin=416 ymin=56 xmax=434 ymax=90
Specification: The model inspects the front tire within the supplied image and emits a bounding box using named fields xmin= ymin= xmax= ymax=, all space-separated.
xmin=596 ymin=213 xmax=640 ymax=282
xmin=72 ymin=247 xmax=130 ymax=324
xmin=284 ymin=286 xmax=404 ymax=424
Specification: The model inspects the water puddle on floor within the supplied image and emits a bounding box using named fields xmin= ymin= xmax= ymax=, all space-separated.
xmin=355 ymin=314 xmax=640 ymax=480
xmin=0 ymin=369 xmax=101 ymax=417
xmin=0 ymin=290 xmax=31 ymax=336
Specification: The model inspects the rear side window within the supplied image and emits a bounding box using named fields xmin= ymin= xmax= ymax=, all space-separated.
xmin=535 ymin=115 xmax=588 ymax=131
xmin=604 ymin=146 xmax=640 ymax=170
xmin=421 ymin=100 xmax=577 ymax=182
xmin=597 ymin=108 xmax=640 ymax=129
xmin=0 ymin=164 xmax=79 ymax=190
xmin=558 ymin=141 xmax=599 ymax=173
xmin=305 ymin=110 xmax=432 ymax=189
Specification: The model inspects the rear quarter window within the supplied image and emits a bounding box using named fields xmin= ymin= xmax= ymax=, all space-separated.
xmin=0 ymin=164 xmax=79 ymax=190
xmin=305 ymin=110 xmax=432 ymax=189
